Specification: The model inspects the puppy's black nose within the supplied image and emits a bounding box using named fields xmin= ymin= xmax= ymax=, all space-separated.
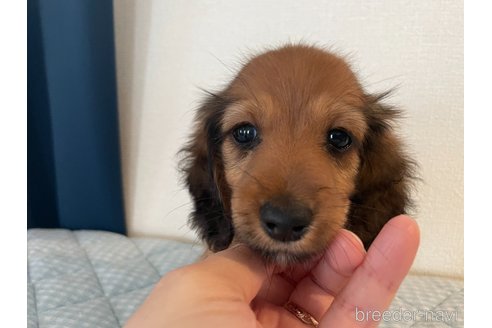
xmin=260 ymin=200 xmax=313 ymax=242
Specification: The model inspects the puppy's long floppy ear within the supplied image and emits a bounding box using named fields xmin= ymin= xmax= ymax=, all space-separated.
xmin=346 ymin=93 xmax=416 ymax=249
xmin=180 ymin=92 xmax=234 ymax=252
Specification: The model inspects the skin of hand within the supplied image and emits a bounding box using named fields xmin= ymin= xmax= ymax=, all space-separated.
xmin=126 ymin=215 xmax=419 ymax=328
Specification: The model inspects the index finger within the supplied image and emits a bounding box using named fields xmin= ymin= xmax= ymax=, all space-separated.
xmin=320 ymin=215 xmax=420 ymax=328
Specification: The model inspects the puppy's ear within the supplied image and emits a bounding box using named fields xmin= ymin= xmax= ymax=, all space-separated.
xmin=346 ymin=93 xmax=416 ymax=248
xmin=180 ymin=93 xmax=234 ymax=252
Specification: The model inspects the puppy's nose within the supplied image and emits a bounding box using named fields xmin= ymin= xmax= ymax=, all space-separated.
xmin=260 ymin=200 xmax=313 ymax=242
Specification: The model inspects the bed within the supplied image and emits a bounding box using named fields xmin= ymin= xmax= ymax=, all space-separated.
xmin=27 ymin=229 xmax=463 ymax=328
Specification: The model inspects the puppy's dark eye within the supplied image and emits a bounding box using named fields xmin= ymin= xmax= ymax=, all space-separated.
xmin=328 ymin=129 xmax=352 ymax=151
xmin=232 ymin=124 xmax=258 ymax=145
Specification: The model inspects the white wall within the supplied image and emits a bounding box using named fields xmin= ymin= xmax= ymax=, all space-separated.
xmin=113 ymin=0 xmax=463 ymax=278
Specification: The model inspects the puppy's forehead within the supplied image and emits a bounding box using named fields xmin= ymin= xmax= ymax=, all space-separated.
xmin=229 ymin=46 xmax=364 ymax=104
xmin=223 ymin=46 xmax=367 ymax=139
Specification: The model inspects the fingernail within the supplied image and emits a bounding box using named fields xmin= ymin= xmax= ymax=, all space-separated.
xmin=344 ymin=230 xmax=365 ymax=252
xmin=342 ymin=229 xmax=366 ymax=254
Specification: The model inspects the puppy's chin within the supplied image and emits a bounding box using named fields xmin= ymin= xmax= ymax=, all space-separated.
xmin=257 ymin=247 xmax=324 ymax=268
xmin=235 ymin=237 xmax=325 ymax=268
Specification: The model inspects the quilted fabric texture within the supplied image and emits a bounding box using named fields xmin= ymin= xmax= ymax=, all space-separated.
xmin=27 ymin=229 xmax=463 ymax=327
xmin=27 ymin=229 xmax=203 ymax=327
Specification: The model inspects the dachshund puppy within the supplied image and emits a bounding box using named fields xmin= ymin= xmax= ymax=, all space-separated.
xmin=181 ymin=45 xmax=414 ymax=265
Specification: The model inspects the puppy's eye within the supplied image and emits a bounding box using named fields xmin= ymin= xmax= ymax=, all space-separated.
xmin=232 ymin=124 xmax=258 ymax=145
xmin=328 ymin=129 xmax=352 ymax=151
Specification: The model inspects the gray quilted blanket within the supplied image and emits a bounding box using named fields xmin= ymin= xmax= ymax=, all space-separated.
xmin=27 ymin=229 xmax=463 ymax=327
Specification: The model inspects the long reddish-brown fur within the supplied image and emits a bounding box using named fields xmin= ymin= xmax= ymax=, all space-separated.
xmin=180 ymin=44 xmax=415 ymax=265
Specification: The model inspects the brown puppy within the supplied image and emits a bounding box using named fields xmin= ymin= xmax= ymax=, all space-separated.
xmin=181 ymin=45 xmax=415 ymax=265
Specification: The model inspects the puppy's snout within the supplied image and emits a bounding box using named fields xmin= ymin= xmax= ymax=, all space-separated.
xmin=259 ymin=199 xmax=313 ymax=242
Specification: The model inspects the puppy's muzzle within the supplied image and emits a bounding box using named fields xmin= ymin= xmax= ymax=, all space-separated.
xmin=259 ymin=196 xmax=313 ymax=242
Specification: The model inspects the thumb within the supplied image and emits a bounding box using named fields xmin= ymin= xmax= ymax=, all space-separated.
xmin=198 ymin=244 xmax=270 ymax=302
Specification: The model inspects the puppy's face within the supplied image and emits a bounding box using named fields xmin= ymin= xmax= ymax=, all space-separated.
xmin=182 ymin=45 xmax=412 ymax=265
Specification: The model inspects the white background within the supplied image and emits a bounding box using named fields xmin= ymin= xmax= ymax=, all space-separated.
xmin=113 ymin=0 xmax=463 ymax=277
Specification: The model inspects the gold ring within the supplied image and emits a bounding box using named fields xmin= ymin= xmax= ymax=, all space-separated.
xmin=284 ymin=301 xmax=319 ymax=327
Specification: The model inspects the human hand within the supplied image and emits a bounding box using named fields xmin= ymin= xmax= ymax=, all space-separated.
xmin=126 ymin=215 xmax=419 ymax=328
